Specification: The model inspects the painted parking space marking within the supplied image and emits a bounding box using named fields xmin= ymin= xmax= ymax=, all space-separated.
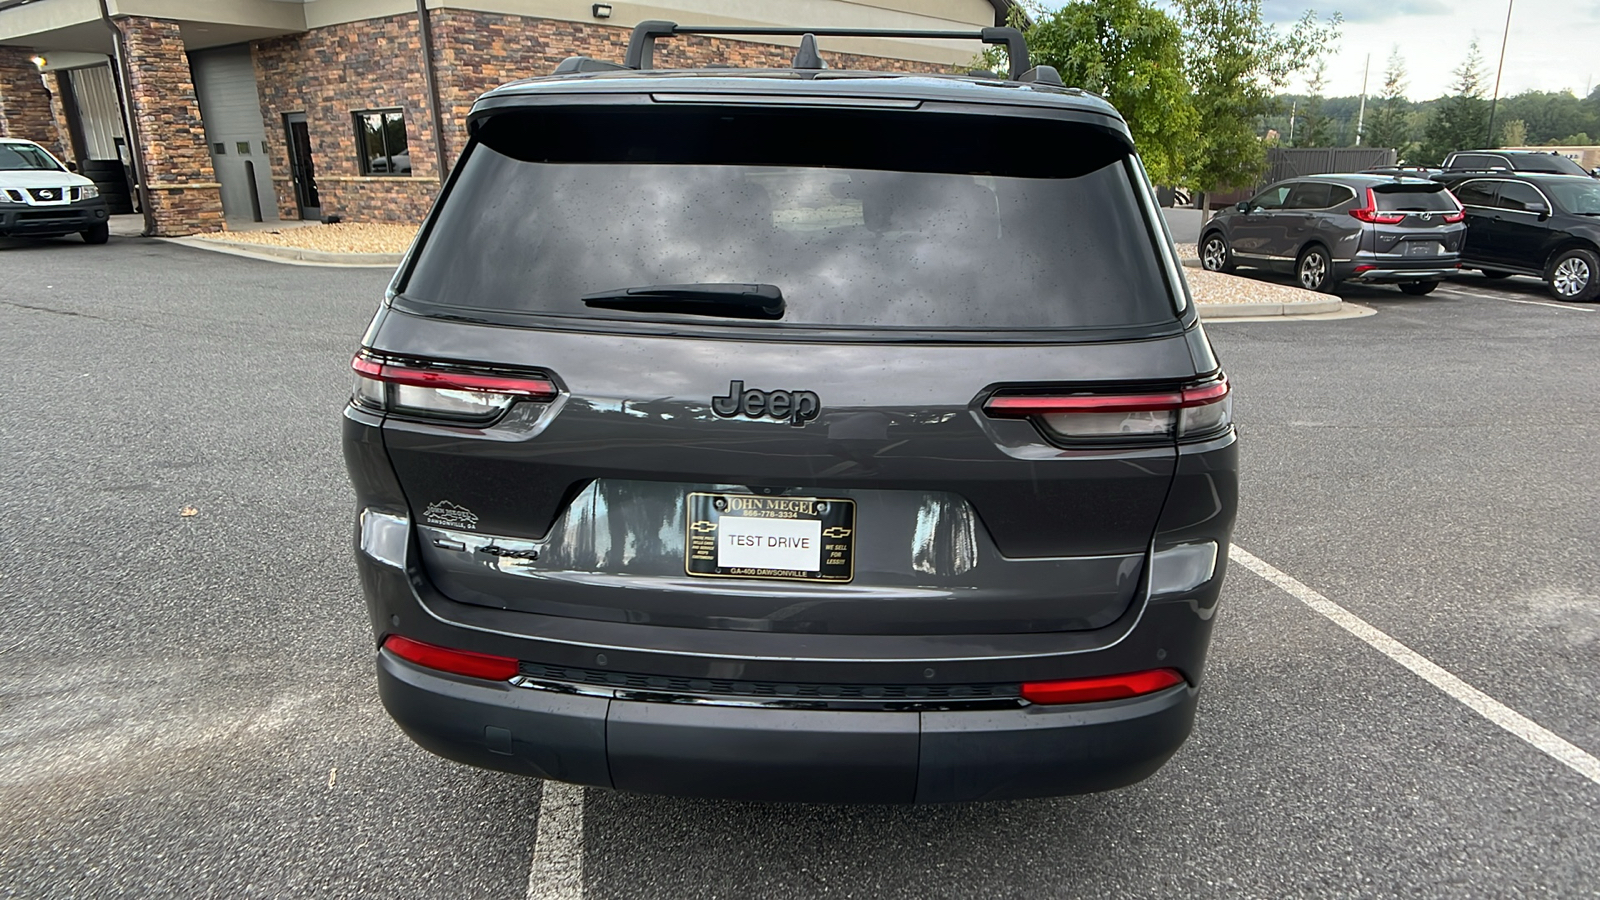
xmin=526 ymin=781 xmax=585 ymax=900
xmin=1229 ymin=544 xmax=1600 ymax=788
xmin=1435 ymin=286 xmax=1595 ymax=312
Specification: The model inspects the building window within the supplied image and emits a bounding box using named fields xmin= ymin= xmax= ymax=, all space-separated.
xmin=355 ymin=110 xmax=411 ymax=176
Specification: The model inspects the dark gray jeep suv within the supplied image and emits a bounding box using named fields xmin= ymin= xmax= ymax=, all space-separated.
xmin=1200 ymin=174 xmax=1464 ymax=294
xmin=343 ymin=23 xmax=1238 ymax=804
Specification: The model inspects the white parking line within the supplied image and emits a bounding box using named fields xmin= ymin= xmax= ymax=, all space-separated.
xmin=1229 ymin=545 xmax=1600 ymax=788
xmin=1436 ymin=286 xmax=1594 ymax=312
xmin=526 ymin=781 xmax=585 ymax=900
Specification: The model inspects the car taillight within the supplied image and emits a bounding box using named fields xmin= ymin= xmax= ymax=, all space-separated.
xmin=383 ymin=635 xmax=519 ymax=681
xmin=351 ymin=349 xmax=556 ymax=423
xmin=1442 ymin=193 xmax=1466 ymax=223
xmin=1349 ymin=188 xmax=1406 ymax=224
xmin=1021 ymin=668 xmax=1186 ymax=705
xmin=984 ymin=375 xmax=1231 ymax=442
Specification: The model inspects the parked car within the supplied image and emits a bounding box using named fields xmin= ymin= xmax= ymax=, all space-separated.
xmin=343 ymin=24 xmax=1238 ymax=804
xmin=1199 ymin=174 xmax=1465 ymax=294
xmin=0 ymin=138 xmax=111 ymax=244
xmin=1432 ymin=171 xmax=1600 ymax=301
xmin=1441 ymin=149 xmax=1597 ymax=178
xmin=1362 ymin=165 xmax=1442 ymax=178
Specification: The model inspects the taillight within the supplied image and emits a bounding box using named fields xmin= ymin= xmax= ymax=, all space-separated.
xmin=351 ymin=350 xmax=556 ymax=423
xmin=1442 ymin=192 xmax=1466 ymax=223
xmin=1021 ymin=668 xmax=1186 ymax=705
xmin=984 ymin=375 xmax=1231 ymax=442
xmin=383 ymin=634 xmax=519 ymax=681
xmin=1349 ymin=188 xmax=1406 ymax=224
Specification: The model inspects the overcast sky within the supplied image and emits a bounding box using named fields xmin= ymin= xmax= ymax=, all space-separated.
xmin=1039 ymin=0 xmax=1599 ymax=101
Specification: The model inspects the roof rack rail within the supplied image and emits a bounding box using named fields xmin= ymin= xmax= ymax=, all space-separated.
xmin=623 ymin=21 xmax=1032 ymax=81
xmin=551 ymin=56 xmax=633 ymax=75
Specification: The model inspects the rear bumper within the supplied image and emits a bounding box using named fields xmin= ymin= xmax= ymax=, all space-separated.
xmin=378 ymin=650 xmax=1198 ymax=803
xmin=0 ymin=199 xmax=109 ymax=236
xmin=1338 ymin=257 xmax=1460 ymax=283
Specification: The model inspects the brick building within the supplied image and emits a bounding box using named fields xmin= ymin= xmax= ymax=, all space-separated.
xmin=0 ymin=0 xmax=1015 ymax=235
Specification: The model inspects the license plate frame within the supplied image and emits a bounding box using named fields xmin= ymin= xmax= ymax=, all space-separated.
xmin=1404 ymin=241 xmax=1442 ymax=257
xmin=685 ymin=492 xmax=855 ymax=583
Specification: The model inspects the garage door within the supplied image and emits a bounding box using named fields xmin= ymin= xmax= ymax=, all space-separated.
xmin=190 ymin=45 xmax=276 ymax=223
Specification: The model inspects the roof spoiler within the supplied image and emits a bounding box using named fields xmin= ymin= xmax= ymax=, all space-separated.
xmin=623 ymin=21 xmax=1035 ymax=81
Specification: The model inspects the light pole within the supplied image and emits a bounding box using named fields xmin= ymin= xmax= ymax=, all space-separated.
xmin=1485 ymin=0 xmax=1514 ymax=148
xmin=1355 ymin=54 xmax=1370 ymax=146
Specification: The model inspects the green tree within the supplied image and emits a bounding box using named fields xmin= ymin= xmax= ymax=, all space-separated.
xmin=1174 ymin=0 xmax=1342 ymax=193
xmin=1493 ymin=90 xmax=1599 ymax=144
xmin=1497 ymin=118 xmax=1527 ymax=147
xmin=1023 ymin=0 xmax=1197 ymax=185
xmin=1363 ymin=48 xmax=1414 ymax=157
xmin=1297 ymin=62 xmax=1333 ymax=146
xmin=1416 ymin=41 xmax=1491 ymax=165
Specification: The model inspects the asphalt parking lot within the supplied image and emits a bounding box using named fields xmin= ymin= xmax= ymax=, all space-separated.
xmin=2 ymin=236 xmax=1598 ymax=899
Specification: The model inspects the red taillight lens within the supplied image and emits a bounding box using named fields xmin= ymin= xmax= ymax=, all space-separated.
xmin=383 ymin=634 xmax=519 ymax=681
xmin=352 ymin=350 xmax=556 ymax=422
xmin=1349 ymin=188 xmax=1406 ymax=224
xmin=1443 ymin=193 xmax=1466 ymax=223
xmin=984 ymin=375 xmax=1230 ymax=441
xmin=1021 ymin=668 xmax=1186 ymax=705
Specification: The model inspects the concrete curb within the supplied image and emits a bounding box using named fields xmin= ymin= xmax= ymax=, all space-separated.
xmin=1196 ymin=298 xmax=1344 ymax=318
xmin=163 ymin=236 xmax=403 ymax=268
xmin=1182 ymin=256 xmax=1347 ymax=318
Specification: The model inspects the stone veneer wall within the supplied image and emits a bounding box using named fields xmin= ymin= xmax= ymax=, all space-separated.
xmin=0 ymin=47 xmax=64 ymax=152
xmin=251 ymin=10 xmax=949 ymax=224
xmin=116 ymin=17 xmax=225 ymax=234
xmin=253 ymin=13 xmax=442 ymax=223
xmin=427 ymin=13 xmax=944 ymax=163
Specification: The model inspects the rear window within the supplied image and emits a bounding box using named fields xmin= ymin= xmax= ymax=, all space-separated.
xmin=402 ymin=107 xmax=1178 ymax=333
xmin=1513 ymin=155 xmax=1587 ymax=175
xmin=1373 ymin=184 xmax=1457 ymax=212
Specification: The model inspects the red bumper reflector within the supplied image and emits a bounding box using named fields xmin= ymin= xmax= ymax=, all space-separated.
xmin=383 ymin=635 xmax=519 ymax=681
xmin=1021 ymin=668 xmax=1186 ymax=705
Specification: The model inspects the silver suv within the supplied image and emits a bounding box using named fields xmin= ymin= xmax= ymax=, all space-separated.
xmin=1200 ymin=174 xmax=1465 ymax=294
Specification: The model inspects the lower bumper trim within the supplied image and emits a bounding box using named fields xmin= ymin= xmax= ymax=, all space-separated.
xmin=379 ymin=651 xmax=1198 ymax=803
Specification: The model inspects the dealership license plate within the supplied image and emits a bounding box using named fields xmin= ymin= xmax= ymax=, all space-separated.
xmin=685 ymin=492 xmax=855 ymax=582
xmin=1404 ymin=242 xmax=1442 ymax=257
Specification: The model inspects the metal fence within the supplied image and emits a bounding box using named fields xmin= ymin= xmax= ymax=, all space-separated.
xmin=1262 ymin=147 xmax=1397 ymax=183
xmin=1199 ymin=147 xmax=1399 ymax=208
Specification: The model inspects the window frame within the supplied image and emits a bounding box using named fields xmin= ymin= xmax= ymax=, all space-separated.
xmin=1453 ymin=179 xmax=1499 ymax=209
xmin=353 ymin=108 xmax=412 ymax=178
xmin=1284 ymin=181 xmax=1335 ymax=210
xmin=1490 ymin=180 xmax=1552 ymax=214
xmin=1248 ymin=183 xmax=1292 ymax=211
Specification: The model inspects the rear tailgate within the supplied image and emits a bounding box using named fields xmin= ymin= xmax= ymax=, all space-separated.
xmin=368 ymin=98 xmax=1205 ymax=638
xmin=373 ymin=317 xmax=1197 ymax=635
xmin=1365 ymin=182 xmax=1465 ymax=258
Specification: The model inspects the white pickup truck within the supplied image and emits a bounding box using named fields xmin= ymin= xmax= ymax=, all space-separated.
xmin=0 ymin=138 xmax=111 ymax=244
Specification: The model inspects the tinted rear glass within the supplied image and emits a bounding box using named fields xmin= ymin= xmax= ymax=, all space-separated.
xmin=1514 ymin=155 xmax=1586 ymax=175
xmin=1374 ymin=185 xmax=1457 ymax=212
xmin=403 ymin=107 xmax=1177 ymax=332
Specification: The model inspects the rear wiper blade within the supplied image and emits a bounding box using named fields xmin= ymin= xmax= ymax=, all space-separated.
xmin=582 ymin=283 xmax=784 ymax=320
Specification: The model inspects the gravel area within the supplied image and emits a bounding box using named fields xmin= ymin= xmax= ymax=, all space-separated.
xmin=1186 ymin=268 xmax=1330 ymax=306
xmin=1172 ymin=243 xmax=1330 ymax=306
xmin=199 ymin=223 xmax=419 ymax=254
